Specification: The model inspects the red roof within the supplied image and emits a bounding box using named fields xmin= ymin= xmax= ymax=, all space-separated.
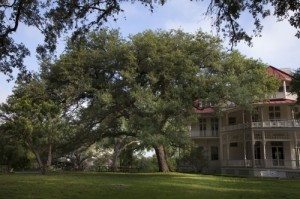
xmin=266 ymin=66 xmax=292 ymax=81
xmin=194 ymin=107 xmax=214 ymax=114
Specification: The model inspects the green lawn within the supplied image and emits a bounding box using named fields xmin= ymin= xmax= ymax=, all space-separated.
xmin=0 ymin=172 xmax=299 ymax=199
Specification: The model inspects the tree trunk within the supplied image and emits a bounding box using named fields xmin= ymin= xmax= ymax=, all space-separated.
xmin=154 ymin=145 xmax=170 ymax=172
xmin=111 ymin=138 xmax=123 ymax=172
xmin=46 ymin=144 xmax=52 ymax=167
xmin=26 ymin=142 xmax=47 ymax=175
xmin=35 ymin=152 xmax=46 ymax=175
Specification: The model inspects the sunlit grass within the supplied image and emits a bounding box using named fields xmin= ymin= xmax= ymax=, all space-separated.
xmin=0 ymin=172 xmax=299 ymax=199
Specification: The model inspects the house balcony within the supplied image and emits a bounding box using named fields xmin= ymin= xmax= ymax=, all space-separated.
xmin=191 ymin=130 xmax=219 ymax=139
xmin=221 ymin=120 xmax=300 ymax=132
xmin=251 ymin=120 xmax=300 ymax=128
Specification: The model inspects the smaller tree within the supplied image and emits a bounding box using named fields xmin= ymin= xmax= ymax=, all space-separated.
xmin=0 ymin=77 xmax=66 ymax=174
xmin=291 ymin=68 xmax=300 ymax=103
xmin=0 ymin=127 xmax=31 ymax=172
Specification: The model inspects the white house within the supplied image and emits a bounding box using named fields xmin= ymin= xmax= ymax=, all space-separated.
xmin=190 ymin=66 xmax=300 ymax=178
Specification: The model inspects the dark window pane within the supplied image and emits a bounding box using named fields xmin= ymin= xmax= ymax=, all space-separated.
xmin=211 ymin=146 xmax=218 ymax=160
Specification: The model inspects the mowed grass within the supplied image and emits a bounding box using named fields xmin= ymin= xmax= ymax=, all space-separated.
xmin=0 ymin=172 xmax=300 ymax=199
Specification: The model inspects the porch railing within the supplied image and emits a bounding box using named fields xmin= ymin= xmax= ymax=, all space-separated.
xmin=191 ymin=130 xmax=219 ymax=138
xmin=221 ymin=120 xmax=300 ymax=131
xmin=221 ymin=124 xmax=249 ymax=132
xmin=223 ymin=159 xmax=300 ymax=169
xmin=252 ymin=120 xmax=300 ymax=128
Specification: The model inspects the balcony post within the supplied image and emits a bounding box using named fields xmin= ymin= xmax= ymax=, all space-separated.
xmin=242 ymin=110 xmax=247 ymax=167
xmin=262 ymin=131 xmax=267 ymax=167
xmin=226 ymin=134 xmax=230 ymax=165
xmin=220 ymin=133 xmax=223 ymax=166
xmin=283 ymin=81 xmax=287 ymax=98
xmin=260 ymin=106 xmax=264 ymax=127
xmin=294 ymin=132 xmax=299 ymax=168
xmin=251 ymin=129 xmax=255 ymax=168
xmin=243 ymin=130 xmax=247 ymax=167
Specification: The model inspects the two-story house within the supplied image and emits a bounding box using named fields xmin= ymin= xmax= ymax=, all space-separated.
xmin=190 ymin=66 xmax=300 ymax=178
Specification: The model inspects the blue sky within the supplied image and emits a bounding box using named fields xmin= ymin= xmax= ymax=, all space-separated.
xmin=1 ymin=0 xmax=300 ymax=102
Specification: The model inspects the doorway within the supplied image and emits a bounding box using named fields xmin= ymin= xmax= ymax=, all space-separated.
xmin=271 ymin=142 xmax=284 ymax=166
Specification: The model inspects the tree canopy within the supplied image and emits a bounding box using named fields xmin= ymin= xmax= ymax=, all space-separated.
xmin=43 ymin=29 xmax=278 ymax=172
xmin=0 ymin=76 xmax=71 ymax=174
xmin=1 ymin=0 xmax=299 ymax=77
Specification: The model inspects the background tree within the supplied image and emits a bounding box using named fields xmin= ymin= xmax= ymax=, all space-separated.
xmin=206 ymin=0 xmax=300 ymax=47
xmin=1 ymin=0 xmax=300 ymax=77
xmin=0 ymin=126 xmax=31 ymax=172
xmin=0 ymin=0 xmax=163 ymax=78
xmin=291 ymin=68 xmax=300 ymax=103
xmin=0 ymin=77 xmax=68 ymax=174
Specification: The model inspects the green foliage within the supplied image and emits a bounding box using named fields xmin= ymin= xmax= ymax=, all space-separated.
xmin=202 ymin=51 xmax=280 ymax=110
xmin=0 ymin=76 xmax=71 ymax=173
xmin=206 ymin=0 xmax=300 ymax=47
xmin=291 ymin=68 xmax=300 ymax=103
xmin=133 ymin=156 xmax=159 ymax=173
xmin=1 ymin=0 xmax=300 ymax=78
xmin=45 ymin=29 xmax=279 ymax=172
xmin=176 ymin=146 xmax=208 ymax=172
xmin=0 ymin=131 xmax=31 ymax=170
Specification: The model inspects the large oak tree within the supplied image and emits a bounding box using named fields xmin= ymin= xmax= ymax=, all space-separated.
xmin=46 ymin=29 xmax=278 ymax=172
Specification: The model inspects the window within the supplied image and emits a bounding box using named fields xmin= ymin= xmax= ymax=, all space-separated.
xmin=269 ymin=106 xmax=281 ymax=121
xmin=278 ymin=86 xmax=284 ymax=92
xmin=211 ymin=118 xmax=219 ymax=136
xmin=252 ymin=107 xmax=259 ymax=122
xmin=254 ymin=142 xmax=261 ymax=159
xmin=230 ymin=142 xmax=238 ymax=147
xmin=228 ymin=117 xmax=236 ymax=125
xmin=211 ymin=146 xmax=218 ymax=160
xmin=198 ymin=118 xmax=206 ymax=136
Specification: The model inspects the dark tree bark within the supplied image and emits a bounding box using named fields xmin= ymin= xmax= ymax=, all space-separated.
xmin=111 ymin=138 xmax=123 ymax=172
xmin=27 ymin=142 xmax=52 ymax=175
xmin=154 ymin=145 xmax=170 ymax=172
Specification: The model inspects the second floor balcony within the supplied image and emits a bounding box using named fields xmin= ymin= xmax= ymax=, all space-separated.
xmin=221 ymin=120 xmax=300 ymax=132
xmin=191 ymin=130 xmax=219 ymax=138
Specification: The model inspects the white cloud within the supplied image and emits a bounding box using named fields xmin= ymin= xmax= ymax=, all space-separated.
xmin=237 ymin=17 xmax=300 ymax=70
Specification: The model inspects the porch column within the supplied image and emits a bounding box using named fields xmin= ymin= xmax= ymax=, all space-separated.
xmin=226 ymin=134 xmax=230 ymax=165
xmin=225 ymin=112 xmax=228 ymax=126
xmin=283 ymin=81 xmax=287 ymax=98
xmin=220 ymin=133 xmax=223 ymax=166
xmin=260 ymin=106 xmax=264 ymax=126
xmin=251 ymin=130 xmax=255 ymax=168
xmin=262 ymin=131 xmax=267 ymax=167
xmin=294 ymin=132 xmax=299 ymax=168
xmin=243 ymin=130 xmax=247 ymax=167
xmin=242 ymin=110 xmax=247 ymax=167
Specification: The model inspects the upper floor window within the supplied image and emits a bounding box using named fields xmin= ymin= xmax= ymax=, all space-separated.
xmin=228 ymin=117 xmax=236 ymax=125
xmin=278 ymin=86 xmax=284 ymax=92
xmin=286 ymin=85 xmax=290 ymax=92
xmin=269 ymin=106 xmax=281 ymax=121
xmin=211 ymin=146 xmax=219 ymax=160
xmin=211 ymin=118 xmax=219 ymax=136
xmin=252 ymin=107 xmax=259 ymax=122
xmin=198 ymin=118 xmax=206 ymax=133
